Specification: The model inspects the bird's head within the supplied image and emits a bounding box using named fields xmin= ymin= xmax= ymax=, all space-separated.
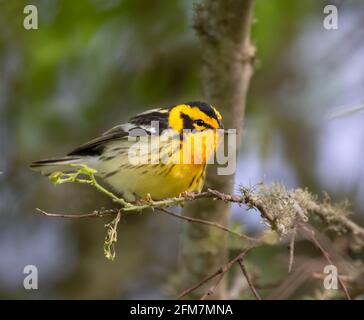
xmin=168 ymin=102 xmax=224 ymax=164
xmin=168 ymin=101 xmax=223 ymax=134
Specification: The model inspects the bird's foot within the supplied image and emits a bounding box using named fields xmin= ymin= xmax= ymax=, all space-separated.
xmin=179 ymin=191 xmax=197 ymax=200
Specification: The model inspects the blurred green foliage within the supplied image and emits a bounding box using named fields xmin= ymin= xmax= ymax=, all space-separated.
xmin=1 ymin=0 xmax=363 ymax=299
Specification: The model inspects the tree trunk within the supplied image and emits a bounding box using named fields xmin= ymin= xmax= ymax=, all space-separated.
xmin=180 ymin=0 xmax=255 ymax=299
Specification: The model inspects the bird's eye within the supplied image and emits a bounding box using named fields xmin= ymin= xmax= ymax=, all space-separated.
xmin=194 ymin=119 xmax=205 ymax=126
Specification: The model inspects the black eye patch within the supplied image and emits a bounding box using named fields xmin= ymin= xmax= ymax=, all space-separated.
xmin=194 ymin=119 xmax=206 ymax=126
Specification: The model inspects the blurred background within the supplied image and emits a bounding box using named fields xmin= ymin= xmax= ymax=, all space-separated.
xmin=0 ymin=0 xmax=363 ymax=299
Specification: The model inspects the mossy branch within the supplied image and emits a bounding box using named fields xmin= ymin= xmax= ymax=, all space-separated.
xmin=35 ymin=165 xmax=364 ymax=299
xmin=39 ymin=165 xmax=364 ymax=265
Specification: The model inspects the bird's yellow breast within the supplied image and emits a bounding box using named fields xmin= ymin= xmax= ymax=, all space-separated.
xmin=107 ymin=163 xmax=206 ymax=201
xmin=101 ymin=129 xmax=221 ymax=201
xmin=178 ymin=130 xmax=221 ymax=165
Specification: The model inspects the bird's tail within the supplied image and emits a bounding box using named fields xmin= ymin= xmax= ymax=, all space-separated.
xmin=29 ymin=156 xmax=85 ymax=176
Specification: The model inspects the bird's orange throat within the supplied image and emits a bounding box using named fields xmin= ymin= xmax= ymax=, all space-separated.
xmin=179 ymin=130 xmax=222 ymax=165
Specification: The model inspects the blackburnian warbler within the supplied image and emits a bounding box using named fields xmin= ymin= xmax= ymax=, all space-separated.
xmin=30 ymin=101 xmax=223 ymax=201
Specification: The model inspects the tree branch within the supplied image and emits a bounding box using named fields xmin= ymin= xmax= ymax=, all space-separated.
xmin=39 ymin=166 xmax=364 ymax=264
xmin=237 ymin=259 xmax=262 ymax=300
xmin=36 ymin=206 xmax=260 ymax=244
xmin=36 ymin=165 xmax=364 ymax=298
xmin=288 ymin=226 xmax=297 ymax=273
xmin=300 ymin=225 xmax=351 ymax=300
xmin=177 ymin=247 xmax=253 ymax=299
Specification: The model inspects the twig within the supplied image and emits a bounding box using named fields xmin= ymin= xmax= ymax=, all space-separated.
xmin=103 ymin=210 xmax=122 ymax=261
xmin=158 ymin=208 xmax=260 ymax=243
xmin=288 ymin=227 xmax=297 ymax=273
xmin=312 ymin=272 xmax=353 ymax=282
xmin=37 ymin=207 xmax=123 ymax=260
xmin=302 ymin=225 xmax=351 ymax=300
xmin=177 ymin=247 xmax=253 ymax=299
xmin=237 ymin=259 xmax=262 ymax=300
xmin=200 ymin=273 xmax=225 ymax=300
xmin=292 ymin=193 xmax=364 ymax=240
xmin=49 ymin=165 xmax=131 ymax=207
xmin=44 ymin=166 xmax=364 ymax=243
xmin=36 ymin=207 xmax=260 ymax=244
xmin=38 ymin=164 xmax=363 ymax=302
xmin=36 ymin=207 xmax=116 ymax=218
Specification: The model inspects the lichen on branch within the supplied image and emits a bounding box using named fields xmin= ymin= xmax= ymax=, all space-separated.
xmin=40 ymin=164 xmax=364 ymax=263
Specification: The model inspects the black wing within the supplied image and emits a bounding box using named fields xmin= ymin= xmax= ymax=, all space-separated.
xmin=128 ymin=108 xmax=170 ymax=131
xmin=67 ymin=108 xmax=170 ymax=156
xmin=67 ymin=130 xmax=128 ymax=156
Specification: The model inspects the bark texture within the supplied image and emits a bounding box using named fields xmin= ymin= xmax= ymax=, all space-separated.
xmin=180 ymin=0 xmax=256 ymax=299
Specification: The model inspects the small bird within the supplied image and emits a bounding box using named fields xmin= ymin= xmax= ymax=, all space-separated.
xmin=30 ymin=101 xmax=223 ymax=201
